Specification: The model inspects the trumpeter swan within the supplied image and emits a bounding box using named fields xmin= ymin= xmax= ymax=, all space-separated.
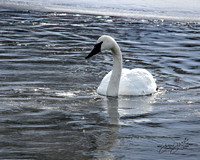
xmin=86 ymin=35 xmax=157 ymax=97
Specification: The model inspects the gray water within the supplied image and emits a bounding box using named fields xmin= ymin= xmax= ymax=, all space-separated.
xmin=0 ymin=7 xmax=200 ymax=160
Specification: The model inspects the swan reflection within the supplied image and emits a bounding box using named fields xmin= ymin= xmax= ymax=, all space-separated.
xmin=105 ymin=95 xmax=156 ymax=125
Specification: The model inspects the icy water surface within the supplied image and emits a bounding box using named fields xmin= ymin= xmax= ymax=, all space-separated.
xmin=0 ymin=8 xmax=200 ymax=159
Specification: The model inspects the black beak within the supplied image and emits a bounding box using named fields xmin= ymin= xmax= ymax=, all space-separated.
xmin=85 ymin=41 xmax=103 ymax=59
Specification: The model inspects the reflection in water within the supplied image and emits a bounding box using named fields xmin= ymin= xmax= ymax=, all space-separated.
xmin=86 ymin=98 xmax=121 ymax=159
xmin=99 ymin=95 xmax=157 ymax=159
xmin=105 ymin=95 xmax=156 ymax=126
xmin=98 ymin=95 xmax=156 ymax=158
xmin=106 ymin=98 xmax=120 ymax=125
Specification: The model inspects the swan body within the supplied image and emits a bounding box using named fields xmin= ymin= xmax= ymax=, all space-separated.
xmin=86 ymin=35 xmax=157 ymax=97
xmin=97 ymin=68 xmax=157 ymax=96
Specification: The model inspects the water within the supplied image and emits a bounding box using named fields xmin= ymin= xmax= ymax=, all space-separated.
xmin=0 ymin=1 xmax=200 ymax=159
xmin=2 ymin=0 xmax=200 ymax=21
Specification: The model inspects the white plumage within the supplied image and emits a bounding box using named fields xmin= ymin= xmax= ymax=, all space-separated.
xmin=86 ymin=35 xmax=157 ymax=97
xmin=97 ymin=68 xmax=157 ymax=96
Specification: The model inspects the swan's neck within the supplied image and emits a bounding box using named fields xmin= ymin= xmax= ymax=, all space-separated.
xmin=106 ymin=44 xmax=122 ymax=97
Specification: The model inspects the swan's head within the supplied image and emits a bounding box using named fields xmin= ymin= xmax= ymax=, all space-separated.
xmin=86 ymin=35 xmax=117 ymax=59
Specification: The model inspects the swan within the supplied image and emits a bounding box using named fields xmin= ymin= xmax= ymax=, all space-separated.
xmin=86 ymin=35 xmax=157 ymax=97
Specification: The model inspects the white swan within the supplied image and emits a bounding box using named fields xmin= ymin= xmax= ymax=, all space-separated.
xmin=86 ymin=35 xmax=157 ymax=97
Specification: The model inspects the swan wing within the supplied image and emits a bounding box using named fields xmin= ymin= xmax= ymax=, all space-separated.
xmin=119 ymin=68 xmax=157 ymax=95
xmin=97 ymin=68 xmax=157 ymax=96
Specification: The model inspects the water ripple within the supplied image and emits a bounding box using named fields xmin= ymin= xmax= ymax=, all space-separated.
xmin=0 ymin=9 xmax=200 ymax=159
